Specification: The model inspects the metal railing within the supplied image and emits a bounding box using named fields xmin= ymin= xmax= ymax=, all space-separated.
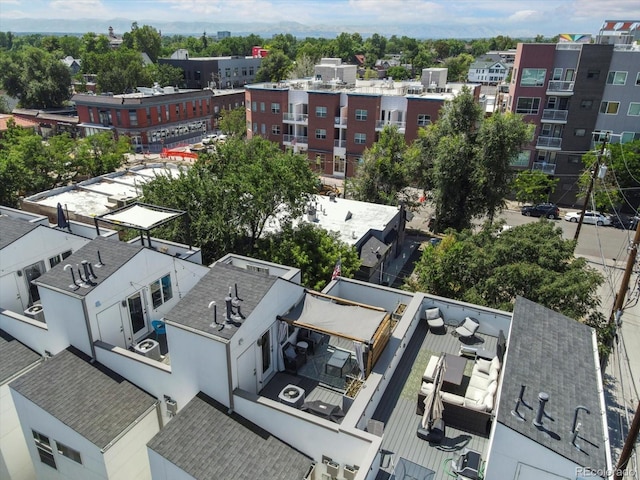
xmin=536 ymin=136 xmax=562 ymax=149
xmin=541 ymin=109 xmax=569 ymax=122
xmin=532 ymin=162 xmax=556 ymax=175
xmin=283 ymin=113 xmax=308 ymax=122
xmin=547 ymin=81 xmax=575 ymax=93
xmin=334 ymin=139 xmax=346 ymax=148
xmin=283 ymin=134 xmax=308 ymax=144
xmin=376 ymin=120 xmax=406 ymax=129
xmin=334 ymin=117 xmax=347 ymax=126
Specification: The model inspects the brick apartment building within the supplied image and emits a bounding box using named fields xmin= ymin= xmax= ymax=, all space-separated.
xmin=245 ymin=61 xmax=481 ymax=178
xmin=506 ymin=20 xmax=640 ymax=205
xmin=73 ymin=86 xmax=245 ymax=152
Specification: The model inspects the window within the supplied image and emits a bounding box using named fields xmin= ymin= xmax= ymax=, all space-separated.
xmin=49 ymin=250 xmax=72 ymax=268
xmin=253 ymin=122 xmax=258 ymax=133
xmin=552 ymin=68 xmax=563 ymax=81
xmin=355 ymin=109 xmax=368 ymax=121
xmin=607 ymin=71 xmax=627 ymax=85
xmin=260 ymin=102 xmax=265 ymax=112
xmin=417 ymin=114 xmax=431 ymax=126
xmin=637 ymin=73 xmax=640 ymax=86
xmin=150 ymin=274 xmax=172 ymax=309
xmin=574 ymin=128 xmax=586 ymax=137
xmin=56 ymin=441 xmax=82 ymax=464
xmin=89 ymin=108 xmax=95 ymax=123
xmin=315 ymin=128 xmax=327 ymax=139
xmin=271 ymin=103 xmax=280 ymax=114
xmin=515 ymin=97 xmax=541 ymax=114
xmin=354 ymin=133 xmax=366 ymax=144
xmin=251 ymin=101 xmax=257 ymax=112
xmin=128 ymin=110 xmax=138 ymax=126
xmin=600 ymin=101 xmax=620 ymax=114
xmin=621 ymin=132 xmax=640 ymax=143
xmin=32 ymin=431 xmax=56 ymax=469
xmin=580 ymin=99 xmax=593 ymax=109
xmin=249 ymin=67 xmax=254 ymax=75
xmin=520 ymin=68 xmax=546 ymax=87
xmin=115 ymin=110 xmax=121 ymax=125
xmin=628 ymin=103 xmax=640 ymax=116
xmin=271 ymin=124 xmax=280 ymax=135
xmin=316 ymin=106 xmax=327 ymax=118
xmin=510 ymin=151 xmax=530 ymax=167
xmin=587 ymin=69 xmax=600 ymax=79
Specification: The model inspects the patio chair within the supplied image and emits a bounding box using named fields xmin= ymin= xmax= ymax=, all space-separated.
xmin=424 ymin=307 xmax=445 ymax=332
xmin=454 ymin=317 xmax=480 ymax=339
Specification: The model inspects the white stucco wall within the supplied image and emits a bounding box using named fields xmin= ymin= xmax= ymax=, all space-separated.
xmin=0 ymin=383 xmax=36 ymax=480
xmin=148 ymin=448 xmax=193 ymax=480
xmin=37 ymin=289 xmax=90 ymax=356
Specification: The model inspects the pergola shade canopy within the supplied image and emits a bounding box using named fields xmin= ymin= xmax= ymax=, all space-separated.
xmin=98 ymin=203 xmax=184 ymax=230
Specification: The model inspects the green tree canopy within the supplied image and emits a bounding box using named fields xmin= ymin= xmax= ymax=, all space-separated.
xmin=407 ymin=220 xmax=604 ymax=328
xmin=218 ymin=107 xmax=247 ymax=137
xmin=122 ymin=23 xmax=162 ymax=62
xmin=0 ymin=47 xmax=71 ymax=108
xmin=513 ymin=170 xmax=559 ymax=205
xmin=255 ymin=50 xmax=292 ymax=82
xmin=75 ymin=132 xmax=130 ymax=178
xmin=255 ymin=222 xmax=361 ymax=290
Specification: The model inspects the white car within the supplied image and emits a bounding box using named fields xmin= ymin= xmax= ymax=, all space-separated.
xmin=563 ymin=211 xmax=611 ymax=226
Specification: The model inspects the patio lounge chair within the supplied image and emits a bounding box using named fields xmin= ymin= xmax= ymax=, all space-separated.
xmin=455 ymin=317 xmax=480 ymax=339
xmin=424 ymin=307 xmax=445 ymax=332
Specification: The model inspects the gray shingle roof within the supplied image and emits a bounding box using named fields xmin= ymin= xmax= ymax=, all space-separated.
xmin=147 ymin=392 xmax=312 ymax=480
xmin=497 ymin=297 xmax=607 ymax=472
xmin=0 ymin=329 xmax=42 ymax=384
xmin=35 ymin=236 xmax=142 ymax=298
xmin=164 ymin=262 xmax=277 ymax=340
xmin=10 ymin=348 xmax=157 ymax=449
xmin=0 ymin=216 xmax=40 ymax=250
xmin=360 ymin=236 xmax=390 ymax=268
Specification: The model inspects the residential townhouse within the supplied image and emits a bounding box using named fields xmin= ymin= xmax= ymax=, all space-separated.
xmin=0 ymin=204 xmax=611 ymax=480
xmin=506 ymin=20 xmax=640 ymax=205
xmin=246 ymin=66 xmax=481 ymax=178
xmin=467 ymin=54 xmax=509 ymax=85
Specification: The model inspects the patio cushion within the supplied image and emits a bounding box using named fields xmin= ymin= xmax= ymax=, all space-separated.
xmin=465 ymin=386 xmax=486 ymax=403
xmin=488 ymin=368 xmax=500 ymax=382
xmin=425 ymin=307 xmax=441 ymax=320
xmin=441 ymin=391 xmax=465 ymax=405
xmin=475 ymin=358 xmax=491 ymax=375
xmin=491 ymin=356 xmax=501 ymax=370
xmin=422 ymin=355 xmax=440 ymax=382
xmin=284 ymin=345 xmax=297 ymax=360
xmin=487 ymin=380 xmax=498 ymax=395
xmin=420 ymin=381 xmax=434 ymax=396
xmin=484 ymin=394 xmax=495 ymax=411
xmin=465 ymin=398 xmax=488 ymax=411
xmin=469 ymin=374 xmax=490 ymax=390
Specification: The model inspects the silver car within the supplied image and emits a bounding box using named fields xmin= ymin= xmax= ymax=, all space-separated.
xmin=563 ymin=211 xmax=611 ymax=226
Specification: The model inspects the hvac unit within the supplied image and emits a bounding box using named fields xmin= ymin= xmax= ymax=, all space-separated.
xmin=133 ymin=339 xmax=161 ymax=361
xmin=24 ymin=303 xmax=45 ymax=322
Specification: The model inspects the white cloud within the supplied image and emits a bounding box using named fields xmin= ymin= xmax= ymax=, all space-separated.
xmin=508 ymin=9 xmax=544 ymax=23
xmin=48 ymin=0 xmax=109 ymax=18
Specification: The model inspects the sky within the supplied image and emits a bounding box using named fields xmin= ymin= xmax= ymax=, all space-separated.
xmin=1 ymin=0 xmax=640 ymax=37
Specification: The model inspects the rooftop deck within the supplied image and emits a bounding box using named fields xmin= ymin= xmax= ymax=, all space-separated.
xmin=372 ymin=319 xmax=497 ymax=480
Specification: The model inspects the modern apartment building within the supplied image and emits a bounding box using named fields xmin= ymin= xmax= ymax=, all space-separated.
xmin=73 ymin=86 xmax=244 ymax=152
xmin=507 ymin=20 xmax=640 ymax=205
xmin=245 ymin=65 xmax=481 ymax=178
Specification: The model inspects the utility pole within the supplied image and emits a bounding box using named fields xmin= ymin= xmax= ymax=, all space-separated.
xmin=574 ymin=133 xmax=609 ymax=242
xmin=614 ymin=401 xmax=640 ymax=480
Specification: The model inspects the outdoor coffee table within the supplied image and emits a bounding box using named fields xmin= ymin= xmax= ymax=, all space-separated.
xmin=442 ymin=354 xmax=467 ymax=386
xmin=325 ymin=349 xmax=350 ymax=377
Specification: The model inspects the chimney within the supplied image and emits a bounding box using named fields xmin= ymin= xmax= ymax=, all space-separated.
xmin=533 ymin=392 xmax=549 ymax=428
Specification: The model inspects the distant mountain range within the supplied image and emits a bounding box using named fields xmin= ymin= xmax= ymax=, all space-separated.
xmin=4 ymin=18 xmax=505 ymax=39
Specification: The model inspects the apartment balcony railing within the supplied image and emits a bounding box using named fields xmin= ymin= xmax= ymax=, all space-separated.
xmin=536 ymin=136 xmax=562 ymax=150
xmin=283 ymin=113 xmax=308 ymax=123
xmin=375 ymin=120 xmax=406 ymax=130
xmin=532 ymin=162 xmax=556 ymax=175
xmin=541 ymin=109 xmax=568 ymax=123
xmin=283 ymin=134 xmax=308 ymax=144
xmin=546 ymin=81 xmax=574 ymax=95
xmin=334 ymin=139 xmax=346 ymax=148
xmin=334 ymin=117 xmax=347 ymax=126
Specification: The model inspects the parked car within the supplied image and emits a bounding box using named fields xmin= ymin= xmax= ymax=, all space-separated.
xmin=563 ymin=211 xmax=611 ymax=226
xmin=520 ymin=203 xmax=560 ymax=219
xmin=608 ymin=213 xmax=640 ymax=230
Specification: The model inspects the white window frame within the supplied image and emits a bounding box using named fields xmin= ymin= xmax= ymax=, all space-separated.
xmin=599 ymin=101 xmax=620 ymax=115
xmin=271 ymin=103 xmax=280 ymax=114
xmin=56 ymin=441 xmax=82 ymax=464
xmin=520 ymin=68 xmax=546 ymax=87
xmin=552 ymin=68 xmax=563 ymax=81
xmin=315 ymin=106 xmax=327 ymax=118
xmin=515 ymin=97 xmax=541 ymax=115
xmin=417 ymin=114 xmax=431 ymax=126
xmin=355 ymin=109 xmax=368 ymax=121
xmin=315 ymin=128 xmax=327 ymax=139
xmin=49 ymin=250 xmax=72 ymax=268
xmin=33 ymin=431 xmax=56 ymax=469
xmin=628 ymin=103 xmax=640 ymax=116
xmin=150 ymin=274 xmax=173 ymax=309
xmin=636 ymin=73 xmax=640 ymax=86
xmin=271 ymin=124 xmax=280 ymax=135
xmin=354 ymin=133 xmax=366 ymax=144
xmin=606 ymin=71 xmax=627 ymax=85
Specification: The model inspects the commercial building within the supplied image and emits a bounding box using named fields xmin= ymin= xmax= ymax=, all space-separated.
xmin=245 ymin=64 xmax=481 ymax=178
xmin=506 ymin=20 xmax=640 ymax=205
xmin=73 ymin=85 xmax=244 ymax=152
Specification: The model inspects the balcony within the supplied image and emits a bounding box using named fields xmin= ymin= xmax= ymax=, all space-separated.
xmin=546 ymin=81 xmax=574 ymax=95
xmin=536 ymin=136 xmax=562 ymax=150
xmin=541 ymin=109 xmax=568 ymax=123
xmin=334 ymin=116 xmax=347 ymax=127
xmin=283 ymin=134 xmax=308 ymax=145
xmin=375 ymin=120 xmax=406 ymax=132
xmin=532 ymin=162 xmax=556 ymax=175
xmin=283 ymin=113 xmax=308 ymax=123
xmin=334 ymin=139 xmax=346 ymax=148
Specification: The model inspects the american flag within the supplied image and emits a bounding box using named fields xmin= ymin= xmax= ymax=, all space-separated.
xmin=331 ymin=258 xmax=341 ymax=280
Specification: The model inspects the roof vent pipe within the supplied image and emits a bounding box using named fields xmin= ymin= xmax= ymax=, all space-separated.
xmin=96 ymin=250 xmax=104 ymax=267
xmin=64 ymin=264 xmax=79 ymax=290
xmin=208 ymin=301 xmax=223 ymax=331
xmin=533 ymin=392 xmax=550 ymax=428
xmin=225 ymin=290 xmax=233 ymax=323
xmin=511 ymin=384 xmax=532 ymax=421
xmin=571 ymin=405 xmax=590 ymax=433
xmin=88 ymin=262 xmax=98 ymax=279
xmin=81 ymin=261 xmax=92 ymax=283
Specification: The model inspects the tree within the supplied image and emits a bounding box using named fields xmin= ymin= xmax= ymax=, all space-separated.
xmin=147 ymin=63 xmax=184 ymax=87
xmin=443 ymin=53 xmax=474 ymax=82
xmin=349 ymin=125 xmax=409 ymax=205
xmin=255 ymin=50 xmax=292 ymax=82
xmin=141 ymin=136 xmax=318 ymax=262
xmin=218 ymin=107 xmax=247 ymax=137
xmin=407 ymin=221 xmax=604 ymax=332
xmin=75 ymin=132 xmax=130 ymax=177
xmin=513 ymin=170 xmax=559 ymax=205
xmin=385 ymin=66 xmax=410 ymax=80
xmin=289 ymin=54 xmax=317 ymax=79
xmin=122 ymin=23 xmax=162 ymax=62
xmin=255 ymin=223 xmax=361 ymax=290
xmin=0 ymin=47 xmax=71 ymax=108
xmin=476 ymin=112 xmax=533 ymax=223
